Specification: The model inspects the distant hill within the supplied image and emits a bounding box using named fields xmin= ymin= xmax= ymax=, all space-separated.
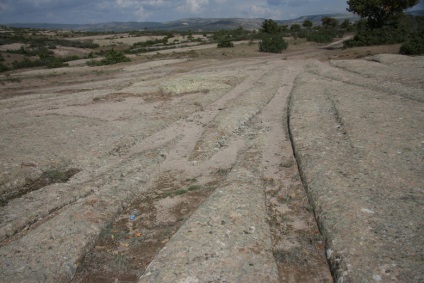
xmin=5 ymin=10 xmax=423 ymax=32
xmin=407 ymin=9 xmax=424 ymax=16
xmin=5 ymin=18 xmax=265 ymax=32
xmin=278 ymin=13 xmax=359 ymax=26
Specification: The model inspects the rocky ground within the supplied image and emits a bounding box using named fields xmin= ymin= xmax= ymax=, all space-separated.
xmin=0 ymin=42 xmax=422 ymax=283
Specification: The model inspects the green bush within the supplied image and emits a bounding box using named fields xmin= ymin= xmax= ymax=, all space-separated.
xmin=87 ymin=49 xmax=130 ymax=66
xmin=400 ymin=32 xmax=424 ymax=55
xmin=12 ymin=57 xmax=41 ymax=69
xmin=344 ymin=15 xmax=424 ymax=48
xmin=217 ymin=40 xmax=234 ymax=48
xmin=6 ymin=46 xmax=54 ymax=57
xmin=10 ymin=54 xmax=74 ymax=70
xmin=298 ymin=29 xmax=342 ymax=43
xmin=259 ymin=34 xmax=288 ymax=53
xmin=344 ymin=26 xmax=408 ymax=47
xmin=306 ymin=29 xmax=339 ymax=43
xmin=86 ymin=59 xmax=99 ymax=67
xmin=47 ymin=58 xmax=69 ymax=68
xmin=103 ymin=50 xmax=130 ymax=64
xmin=0 ymin=63 xmax=9 ymax=72
xmin=261 ymin=19 xmax=282 ymax=34
xmin=290 ymin=24 xmax=302 ymax=32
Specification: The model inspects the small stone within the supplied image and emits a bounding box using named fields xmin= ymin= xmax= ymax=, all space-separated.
xmin=130 ymin=209 xmax=141 ymax=216
xmin=372 ymin=274 xmax=382 ymax=281
xmin=361 ymin=208 xmax=374 ymax=214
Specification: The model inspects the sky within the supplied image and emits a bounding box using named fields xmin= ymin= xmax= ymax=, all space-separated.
xmin=0 ymin=0 xmax=423 ymax=24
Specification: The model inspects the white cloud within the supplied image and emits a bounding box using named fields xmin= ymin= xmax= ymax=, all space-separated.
xmin=115 ymin=0 xmax=138 ymax=9
xmin=142 ymin=0 xmax=169 ymax=7
xmin=115 ymin=0 xmax=157 ymax=20
xmin=179 ymin=0 xmax=208 ymax=13
xmin=213 ymin=0 xmax=227 ymax=4
xmin=134 ymin=5 xmax=152 ymax=19
xmin=245 ymin=4 xmax=283 ymax=19
xmin=267 ymin=0 xmax=309 ymax=6
xmin=22 ymin=0 xmax=54 ymax=5
xmin=96 ymin=1 xmax=112 ymax=10
xmin=0 ymin=0 xmax=9 ymax=13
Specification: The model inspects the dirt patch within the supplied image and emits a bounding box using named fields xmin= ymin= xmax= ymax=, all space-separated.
xmin=0 ymin=43 xmax=25 ymax=51
xmin=53 ymin=46 xmax=92 ymax=57
xmin=92 ymin=92 xmax=145 ymax=103
xmin=72 ymin=172 xmax=221 ymax=283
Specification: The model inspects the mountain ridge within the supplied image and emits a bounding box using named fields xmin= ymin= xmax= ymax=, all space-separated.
xmin=4 ymin=10 xmax=423 ymax=32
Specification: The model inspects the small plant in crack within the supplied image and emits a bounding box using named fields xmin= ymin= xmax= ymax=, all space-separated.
xmin=163 ymin=185 xmax=204 ymax=197
xmin=216 ymin=168 xmax=229 ymax=176
xmin=1 ymin=166 xmax=79 ymax=206
xmin=187 ymin=185 xmax=202 ymax=191
xmin=304 ymin=205 xmax=314 ymax=212
xmin=281 ymin=159 xmax=295 ymax=168
xmin=174 ymin=189 xmax=188 ymax=195
xmin=263 ymin=177 xmax=275 ymax=186
xmin=42 ymin=168 xmax=76 ymax=183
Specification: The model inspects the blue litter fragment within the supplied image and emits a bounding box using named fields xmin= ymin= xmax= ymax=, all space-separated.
xmin=129 ymin=215 xmax=136 ymax=220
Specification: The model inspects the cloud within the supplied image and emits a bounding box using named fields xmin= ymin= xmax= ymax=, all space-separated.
xmin=267 ymin=0 xmax=310 ymax=7
xmin=182 ymin=0 xmax=209 ymax=13
xmin=0 ymin=0 xmax=353 ymax=24
xmin=0 ymin=0 xmax=9 ymax=13
xmin=96 ymin=1 xmax=112 ymax=10
xmin=142 ymin=0 xmax=170 ymax=7
xmin=21 ymin=0 xmax=54 ymax=6
xmin=114 ymin=0 xmax=159 ymax=20
xmin=115 ymin=0 xmax=137 ymax=9
xmin=415 ymin=0 xmax=424 ymax=9
xmin=244 ymin=4 xmax=283 ymax=19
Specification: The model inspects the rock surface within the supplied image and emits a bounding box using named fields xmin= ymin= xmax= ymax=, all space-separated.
xmin=0 ymin=51 xmax=422 ymax=282
xmin=290 ymin=54 xmax=424 ymax=282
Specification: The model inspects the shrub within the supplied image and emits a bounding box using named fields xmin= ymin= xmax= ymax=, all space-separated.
xmin=259 ymin=34 xmax=288 ymax=53
xmin=344 ymin=15 xmax=424 ymax=48
xmin=86 ymin=60 xmax=99 ymax=67
xmin=321 ymin=17 xmax=339 ymax=29
xmin=102 ymin=49 xmax=130 ymax=64
xmin=12 ymin=57 xmax=40 ymax=69
xmin=290 ymin=24 xmax=302 ymax=34
xmin=400 ymin=32 xmax=424 ymax=55
xmin=347 ymin=0 xmax=419 ymax=28
xmin=87 ymin=49 xmax=130 ymax=66
xmin=340 ymin=19 xmax=351 ymax=29
xmin=344 ymin=26 xmax=408 ymax=47
xmin=261 ymin=19 xmax=282 ymax=34
xmin=303 ymin=20 xmax=313 ymax=28
xmin=0 ymin=63 xmax=9 ymax=72
xmin=306 ymin=29 xmax=339 ymax=43
xmin=47 ymin=58 xmax=69 ymax=68
xmin=217 ymin=40 xmax=234 ymax=48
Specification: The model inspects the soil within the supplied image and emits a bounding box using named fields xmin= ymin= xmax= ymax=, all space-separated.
xmin=0 ymin=39 xmax=421 ymax=283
